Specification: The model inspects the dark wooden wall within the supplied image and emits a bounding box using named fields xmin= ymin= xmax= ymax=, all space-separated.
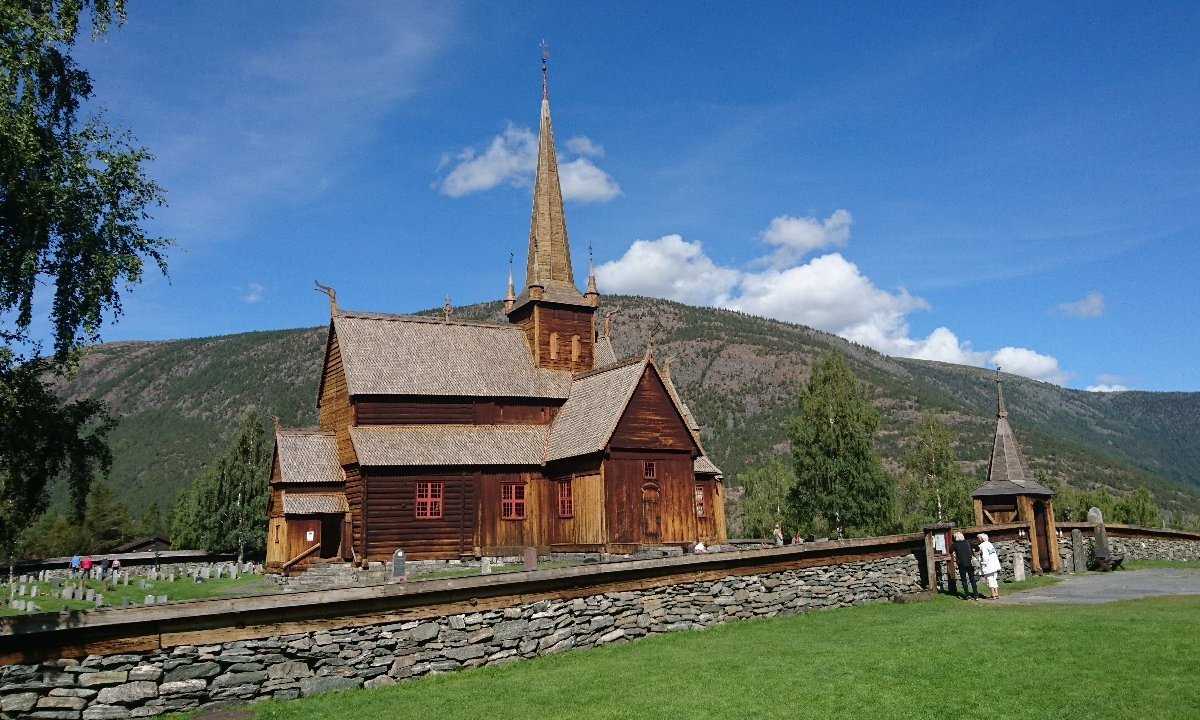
xmin=355 ymin=397 xmax=560 ymax=426
xmin=605 ymin=452 xmax=697 ymax=545
xmin=476 ymin=471 xmax=542 ymax=552
xmin=509 ymin=302 xmax=596 ymax=373
xmin=363 ymin=469 xmax=477 ymax=561
xmin=345 ymin=465 xmax=364 ymax=560
xmin=609 ymin=368 xmax=698 ymax=453
xmin=318 ymin=331 xmax=357 ymax=467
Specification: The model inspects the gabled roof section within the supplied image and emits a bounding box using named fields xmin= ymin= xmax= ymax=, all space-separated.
xmin=594 ymin=336 xmax=617 ymax=368
xmin=695 ymin=455 xmax=722 ymax=476
xmin=973 ymin=379 xmax=1053 ymax=498
xmin=274 ymin=430 xmax=343 ymax=485
xmin=333 ymin=311 xmax=572 ymax=398
xmin=547 ymin=358 xmax=646 ymax=461
xmin=283 ymin=492 xmax=349 ymax=515
xmin=350 ymin=425 xmax=547 ymax=467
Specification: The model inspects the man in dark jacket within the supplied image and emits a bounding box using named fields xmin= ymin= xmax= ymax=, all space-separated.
xmin=952 ymin=531 xmax=980 ymax=599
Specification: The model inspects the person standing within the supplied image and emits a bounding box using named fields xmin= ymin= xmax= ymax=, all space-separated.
xmin=773 ymin=523 xmax=785 ymax=547
xmin=977 ymin=533 xmax=1003 ymax=599
xmin=952 ymin=532 xmax=979 ymax=599
xmin=70 ymin=554 xmax=81 ymax=577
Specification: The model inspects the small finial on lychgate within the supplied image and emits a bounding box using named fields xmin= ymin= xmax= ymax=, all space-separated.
xmin=540 ymin=40 xmax=550 ymax=100
xmin=443 ymin=294 xmax=453 ymax=323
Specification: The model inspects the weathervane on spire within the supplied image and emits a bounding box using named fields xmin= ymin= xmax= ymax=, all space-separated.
xmin=540 ymin=40 xmax=550 ymax=100
xmin=443 ymin=294 xmax=453 ymax=323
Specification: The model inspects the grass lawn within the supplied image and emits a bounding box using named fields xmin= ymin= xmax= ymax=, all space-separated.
xmin=182 ymin=592 xmax=1200 ymax=720
xmin=1122 ymin=559 xmax=1200 ymax=570
xmin=408 ymin=561 xmax=576 ymax=582
xmin=2 ymin=573 xmax=276 ymax=618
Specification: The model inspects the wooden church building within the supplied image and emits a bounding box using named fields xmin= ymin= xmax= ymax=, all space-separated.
xmin=266 ymin=68 xmax=726 ymax=573
xmin=971 ymin=376 xmax=1061 ymax=573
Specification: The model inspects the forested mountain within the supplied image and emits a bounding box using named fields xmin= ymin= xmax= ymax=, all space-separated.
xmin=53 ymin=296 xmax=1200 ymax=522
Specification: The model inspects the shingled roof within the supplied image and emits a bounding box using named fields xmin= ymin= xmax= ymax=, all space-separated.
xmin=274 ymin=430 xmax=343 ymax=485
xmin=546 ymin=358 xmax=646 ymax=461
xmin=973 ymin=379 xmax=1054 ymax=498
xmin=333 ymin=312 xmax=572 ymax=399
xmin=349 ymin=425 xmax=547 ymax=466
xmin=694 ymin=455 xmax=722 ymax=476
xmin=283 ymin=492 xmax=349 ymax=515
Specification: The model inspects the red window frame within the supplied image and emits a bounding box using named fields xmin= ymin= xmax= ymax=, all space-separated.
xmin=695 ymin=484 xmax=706 ymax=517
xmin=643 ymin=461 xmax=656 ymax=480
xmin=415 ymin=481 xmax=443 ymax=519
xmin=558 ymin=480 xmax=574 ymax=518
xmin=502 ymin=483 xmax=527 ymax=520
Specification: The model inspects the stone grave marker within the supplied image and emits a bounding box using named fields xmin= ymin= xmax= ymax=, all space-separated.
xmin=138 ymin=578 xmax=146 ymax=590
xmin=168 ymin=573 xmax=176 ymax=583
xmin=229 ymin=566 xmax=238 ymax=580
xmin=144 ymin=595 xmax=156 ymax=605
xmin=95 ymin=594 xmax=104 ymax=608
xmin=391 ymin=549 xmax=406 ymax=583
xmin=147 ymin=569 xmax=157 ymax=582
xmin=18 ymin=585 xmax=26 ymax=596
xmin=1012 ymin=550 xmax=1026 ymax=581
xmin=523 ymin=546 xmax=537 ymax=571
xmin=51 ymin=578 xmax=61 ymax=588
xmin=13 ymin=600 xmax=25 ymax=611
xmin=481 ymin=557 xmax=492 ymax=575
xmin=200 ymin=566 xmax=211 ymax=579
xmin=157 ymin=594 xmax=167 ymax=604
xmin=84 ymin=588 xmax=95 ymax=602
xmin=123 ymin=572 xmax=130 ymax=586
xmin=1089 ymin=506 xmax=1111 ymax=568
xmin=123 ymin=599 xmax=132 ymax=608
xmin=30 ymin=586 xmax=38 ymax=598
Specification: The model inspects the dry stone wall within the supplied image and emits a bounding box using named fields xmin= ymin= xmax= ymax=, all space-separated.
xmin=0 ymin=555 xmax=920 ymax=718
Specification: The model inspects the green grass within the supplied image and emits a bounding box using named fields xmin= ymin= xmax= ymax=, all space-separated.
xmin=172 ymin=593 xmax=1200 ymax=720
xmin=1 ymin=573 xmax=275 ymax=617
xmin=1123 ymin=559 xmax=1200 ymax=570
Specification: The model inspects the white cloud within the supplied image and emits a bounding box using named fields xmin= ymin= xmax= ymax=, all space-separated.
xmin=565 ymin=136 xmax=604 ymax=157
xmin=1097 ymin=373 xmax=1127 ymax=385
xmin=990 ymin=347 xmax=1071 ymax=385
xmin=595 ymin=235 xmax=740 ymax=306
xmin=241 ymin=283 xmax=265 ymax=304
xmin=1086 ymin=383 xmax=1129 ymax=392
xmin=437 ymin=128 xmax=620 ymax=203
xmin=761 ymin=210 xmax=852 ymax=266
xmin=1055 ymin=292 xmax=1106 ymax=318
xmin=437 ymin=124 xmax=536 ymax=198
xmin=596 ymin=213 xmax=1076 ymax=385
xmin=560 ymin=158 xmax=622 ymax=202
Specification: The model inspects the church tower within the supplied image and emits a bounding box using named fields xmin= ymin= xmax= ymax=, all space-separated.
xmin=507 ymin=49 xmax=600 ymax=373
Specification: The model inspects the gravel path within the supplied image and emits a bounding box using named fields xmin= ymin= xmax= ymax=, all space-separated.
xmin=994 ymin=568 xmax=1200 ymax=605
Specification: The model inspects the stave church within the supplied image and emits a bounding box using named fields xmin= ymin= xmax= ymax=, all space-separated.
xmin=266 ymin=64 xmax=726 ymax=573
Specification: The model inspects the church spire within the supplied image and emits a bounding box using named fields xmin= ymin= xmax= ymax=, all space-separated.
xmin=996 ymin=367 xmax=1008 ymax=419
xmin=524 ymin=42 xmax=576 ymax=291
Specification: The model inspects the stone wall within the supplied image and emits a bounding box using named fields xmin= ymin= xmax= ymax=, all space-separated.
xmin=1057 ymin=534 xmax=1200 ymax=569
xmin=991 ymin=539 xmax=1032 ymax=581
xmin=0 ymin=555 xmax=920 ymax=718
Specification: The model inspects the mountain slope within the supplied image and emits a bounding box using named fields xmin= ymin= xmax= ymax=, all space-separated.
xmin=53 ymin=296 xmax=1200 ymax=520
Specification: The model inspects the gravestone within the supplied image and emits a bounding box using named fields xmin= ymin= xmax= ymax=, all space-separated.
xmin=123 ymin=573 xmax=130 ymax=586
xmin=1089 ymin=506 xmax=1111 ymax=569
xmin=95 ymin=594 xmax=104 ymax=608
xmin=157 ymin=594 xmax=167 ymax=604
xmin=20 ymin=574 xmax=28 ymax=583
xmin=147 ymin=569 xmax=157 ymax=582
xmin=200 ymin=566 xmax=211 ymax=579
xmin=18 ymin=585 xmax=26 ymax=596
xmin=51 ymin=578 xmax=62 ymax=588
xmin=30 ymin=586 xmax=38 ymax=598
xmin=229 ymin=566 xmax=238 ymax=580
xmin=523 ymin=547 xmax=537 ymax=571
xmin=145 ymin=595 xmax=156 ymax=606
xmin=390 ymin=549 xmax=406 ymax=584
xmin=1071 ymin=529 xmax=1087 ymax=573
xmin=168 ymin=573 xmax=176 ymax=583
xmin=84 ymin=588 xmax=95 ymax=602
xmin=138 ymin=578 xmax=146 ymax=590
xmin=14 ymin=600 xmax=26 ymax=611
xmin=481 ymin=557 xmax=492 ymax=575
xmin=1012 ymin=550 xmax=1026 ymax=582
xmin=123 ymin=599 xmax=132 ymax=608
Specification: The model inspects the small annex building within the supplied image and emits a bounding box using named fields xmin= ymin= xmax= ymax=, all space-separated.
xmin=266 ymin=68 xmax=726 ymax=573
xmin=971 ymin=376 xmax=1061 ymax=573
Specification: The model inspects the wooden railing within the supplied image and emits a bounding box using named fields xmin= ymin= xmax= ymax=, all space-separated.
xmin=280 ymin=543 xmax=321 ymax=575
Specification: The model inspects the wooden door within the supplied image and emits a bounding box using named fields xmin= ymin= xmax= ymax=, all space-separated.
xmin=320 ymin=516 xmax=342 ymax=558
xmin=1034 ymin=500 xmax=1052 ymax=572
xmin=642 ymin=483 xmax=661 ymax=542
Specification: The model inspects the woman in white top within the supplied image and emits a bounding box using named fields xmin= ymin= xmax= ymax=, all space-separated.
xmin=976 ymin=533 xmax=1003 ymax=599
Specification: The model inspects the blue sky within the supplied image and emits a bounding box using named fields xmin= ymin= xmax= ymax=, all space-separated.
xmin=58 ymin=2 xmax=1199 ymax=391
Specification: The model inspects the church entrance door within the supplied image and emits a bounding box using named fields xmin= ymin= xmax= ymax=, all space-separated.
xmin=642 ymin=483 xmax=661 ymax=542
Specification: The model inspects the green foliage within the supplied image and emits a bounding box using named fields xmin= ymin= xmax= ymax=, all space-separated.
xmin=896 ymin=413 xmax=973 ymax=531
xmin=1 ymin=0 xmax=167 ymax=566
xmin=1 ymin=351 xmax=112 ymax=564
xmin=170 ymin=411 xmax=271 ymax=559
xmin=18 ymin=480 xmax=143 ymax=557
xmin=786 ymin=351 xmax=895 ymax=537
xmin=1055 ymin=485 xmax=1162 ymax=527
xmin=737 ymin=457 xmax=796 ymax=537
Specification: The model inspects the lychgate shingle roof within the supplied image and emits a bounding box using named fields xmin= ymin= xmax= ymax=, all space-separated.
xmin=333 ymin=312 xmax=572 ymax=399
xmin=283 ymin=492 xmax=349 ymax=515
xmin=274 ymin=431 xmax=342 ymax=484
xmin=973 ymin=380 xmax=1053 ymax=498
xmin=350 ymin=425 xmax=547 ymax=466
xmin=546 ymin=359 xmax=646 ymax=461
